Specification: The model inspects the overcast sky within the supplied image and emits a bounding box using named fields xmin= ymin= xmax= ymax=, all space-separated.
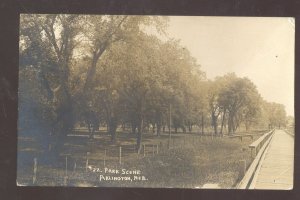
xmin=165 ymin=16 xmax=294 ymax=116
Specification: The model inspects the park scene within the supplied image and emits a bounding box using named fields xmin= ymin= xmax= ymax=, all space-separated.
xmin=17 ymin=15 xmax=294 ymax=189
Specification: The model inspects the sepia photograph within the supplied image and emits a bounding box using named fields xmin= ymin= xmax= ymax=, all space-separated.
xmin=17 ymin=15 xmax=295 ymax=189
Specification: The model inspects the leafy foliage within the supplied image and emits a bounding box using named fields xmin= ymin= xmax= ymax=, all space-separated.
xmin=19 ymin=14 xmax=288 ymax=154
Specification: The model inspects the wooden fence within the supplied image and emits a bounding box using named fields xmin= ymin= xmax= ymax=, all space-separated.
xmin=236 ymin=129 xmax=275 ymax=189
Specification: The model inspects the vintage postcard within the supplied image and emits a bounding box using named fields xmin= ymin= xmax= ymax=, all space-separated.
xmin=17 ymin=15 xmax=294 ymax=189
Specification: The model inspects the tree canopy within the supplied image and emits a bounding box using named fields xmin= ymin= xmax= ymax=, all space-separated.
xmin=19 ymin=14 xmax=288 ymax=154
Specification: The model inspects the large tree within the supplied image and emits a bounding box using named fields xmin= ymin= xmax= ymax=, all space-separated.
xmin=217 ymin=74 xmax=261 ymax=134
xmin=206 ymin=73 xmax=262 ymax=135
xmin=20 ymin=14 xmax=83 ymax=154
xmin=263 ymin=101 xmax=287 ymax=129
xmin=19 ymin=14 xmax=169 ymax=152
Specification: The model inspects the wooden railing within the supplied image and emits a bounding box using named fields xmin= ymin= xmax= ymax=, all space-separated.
xmin=228 ymin=134 xmax=262 ymax=141
xmin=249 ymin=129 xmax=275 ymax=158
xmin=227 ymin=130 xmax=268 ymax=142
xmin=236 ymin=129 xmax=275 ymax=189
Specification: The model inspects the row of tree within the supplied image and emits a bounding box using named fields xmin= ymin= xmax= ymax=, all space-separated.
xmin=19 ymin=14 xmax=288 ymax=154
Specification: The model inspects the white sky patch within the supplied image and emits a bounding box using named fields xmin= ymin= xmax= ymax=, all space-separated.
xmin=165 ymin=16 xmax=294 ymax=116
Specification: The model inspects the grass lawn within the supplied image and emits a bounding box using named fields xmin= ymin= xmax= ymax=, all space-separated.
xmin=17 ymin=130 xmax=261 ymax=188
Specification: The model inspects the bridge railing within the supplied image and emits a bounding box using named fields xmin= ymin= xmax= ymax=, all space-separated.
xmin=236 ymin=129 xmax=275 ymax=189
xmin=249 ymin=129 xmax=275 ymax=158
xmin=228 ymin=133 xmax=263 ymax=141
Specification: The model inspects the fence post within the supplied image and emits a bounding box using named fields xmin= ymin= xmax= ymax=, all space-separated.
xmin=152 ymin=144 xmax=154 ymax=156
xmin=239 ymin=160 xmax=247 ymax=177
xmin=156 ymin=144 xmax=159 ymax=154
xmin=65 ymin=156 xmax=68 ymax=177
xmin=103 ymin=149 xmax=106 ymax=167
xmin=64 ymin=155 xmax=68 ymax=186
xmin=255 ymin=146 xmax=258 ymax=156
xmin=86 ymin=152 xmax=90 ymax=172
xmin=119 ymin=146 xmax=122 ymax=165
xmin=63 ymin=176 xmax=68 ymax=186
xmin=73 ymin=160 xmax=77 ymax=173
xmin=143 ymin=144 xmax=146 ymax=157
xmin=160 ymin=141 xmax=162 ymax=150
xmin=32 ymin=157 xmax=37 ymax=185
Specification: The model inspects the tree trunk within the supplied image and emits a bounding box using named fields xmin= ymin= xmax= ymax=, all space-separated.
xmin=122 ymin=123 xmax=126 ymax=132
xmin=211 ymin=111 xmax=218 ymax=135
xmin=109 ymin=117 xmax=118 ymax=143
xmin=152 ymin=123 xmax=156 ymax=134
xmin=136 ymin=118 xmax=143 ymax=153
xmin=213 ymin=121 xmax=217 ymax=135
xmin=220 ymin=111 xmax=226 ymax=135
xmin=87 ymin=123 xmax=92 ymax=134
xmin=188 ymin=123 xmax=192 ymax=132
xmin=182 ymin=126 xmax=186 ymax=133
xmin=88 ymin=123 xmax=95 ymax=139
xmin=201 ymin=112 xmax=204 ymax=135
xmin=83 ymin=51 xmax=104 ymax=93
xmin=50 ymin=98 xmax=74 ymax=157
xmin=90 ymin=126 xmax=95 ymax=139
xmin=228 ymin=112 xmax=234 ymax=135
xmin=107 ymin=123 xmax=109 ymax=134
xmin=131 ymin=121 xmax=137 ymax=135
xmin=156 ymin=111 xmax=163 ymax=136
xmin=45 ymin=126 xmax=69 ymax=164
xmin=156 ymin=123 xmax=161 ymax=136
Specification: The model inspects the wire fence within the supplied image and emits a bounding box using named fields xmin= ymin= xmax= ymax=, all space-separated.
xmin=18 ymin=133 xmax=254 ymax=186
